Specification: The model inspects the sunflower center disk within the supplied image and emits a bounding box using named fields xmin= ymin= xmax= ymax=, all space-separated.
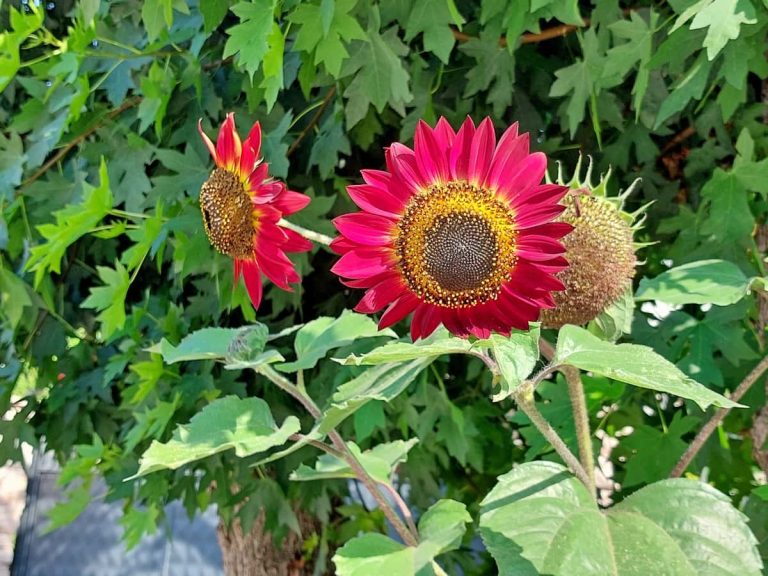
xmin=199 ymin=168 xmax=255 ymax=259
xmin=395 ymin=181 xmax=518 ymax=308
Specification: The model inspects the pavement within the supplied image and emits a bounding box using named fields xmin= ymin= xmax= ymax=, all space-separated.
xmin=2 ymin=451 xmax=223 ymax=576
xmin=0 ymin=464 xmax=27 ymax=576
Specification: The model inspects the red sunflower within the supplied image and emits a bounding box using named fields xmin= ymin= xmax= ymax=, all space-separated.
xmin=198 ymin=113 xmax=312 ymax=309
xmin=331 ymin=117 xmax=571 ymax=340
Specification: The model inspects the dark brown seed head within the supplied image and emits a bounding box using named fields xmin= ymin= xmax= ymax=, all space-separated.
xmin=199 ymin=168 xmax=255 ymax=259
xmin=541 ymin=191 xmax=636 ymax=328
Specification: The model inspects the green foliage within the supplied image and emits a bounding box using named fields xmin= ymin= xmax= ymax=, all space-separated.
xmin=2 ymin=0 xmax=768 ymax=570
xmin=333 ymin=499 xmax=471 ymax=575
xmin=479 ymin=462 xmax=762 ymax=576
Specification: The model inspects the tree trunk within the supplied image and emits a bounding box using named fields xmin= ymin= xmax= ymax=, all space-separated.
xmin=216 ymin=509 xmax=322 ymax=576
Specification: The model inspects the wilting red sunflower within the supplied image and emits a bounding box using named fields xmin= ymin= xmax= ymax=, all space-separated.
xmin=198 ymin=113 xmax=312 ymax=309
xmin=331 ymin=117 xmax=571 ymax=340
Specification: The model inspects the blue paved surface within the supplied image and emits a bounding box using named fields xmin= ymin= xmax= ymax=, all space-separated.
xmin=11 ymin=454 xmax=223 ymax=576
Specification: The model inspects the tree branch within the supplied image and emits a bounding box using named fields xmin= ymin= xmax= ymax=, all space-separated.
xmin=19 ymin=96 xmax=142 ymax=192
xmin=451 ymin=22 xmax=584 ymax=48
xmin=670 ymin=354 xmax=768 ymax=478
xmin=286 ymin=86 xmax=337 ymax=157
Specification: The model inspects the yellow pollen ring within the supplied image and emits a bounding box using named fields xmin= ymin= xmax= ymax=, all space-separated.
xmin=393 ymin=180 xmax=518 ymax=308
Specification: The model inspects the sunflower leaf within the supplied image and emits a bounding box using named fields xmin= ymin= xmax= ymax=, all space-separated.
xmin=277 ymin=310 xmax=396 ymax=372
xmin=479 ymin=461 xmax=762 ymax=576
xmin=132 ymin=396 xmax=300 ymax=477
xmin=554 ymin=325 xmax=740 ymax=409
xmin=636 ymin=259 xmax=754 ymax=306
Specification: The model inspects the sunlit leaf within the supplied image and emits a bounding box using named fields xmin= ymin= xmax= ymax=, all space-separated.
xmin=479 ymin=461 xmax=762 ymax=576
xmin=554 ymin=325 xmax=740 ymax=409
xmin=134 ymin=396 xmax=300 ymax=477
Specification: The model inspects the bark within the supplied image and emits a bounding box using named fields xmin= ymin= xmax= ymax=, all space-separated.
xmin=217 ymin=509 xmax=322 ymax=576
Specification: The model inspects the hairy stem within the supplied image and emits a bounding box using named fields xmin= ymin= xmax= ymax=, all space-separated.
xmin=327 ymin=429 xmax=419 ymax=546
xmin=380 ymin=481 xmax=418 ymax=538
xmin=562 ymin=365 xmax=596 ymax=493
xmin=515 ymin=393 xmax=592 ymax=489
xmin=670 ymin=354 xmax=768 ymax=478
xmin=278 ymin=218 xmax=334 ymax=247
xmin=481 ymin=345 xmax=590 ymax=489
xmin=258 ymin=365 xmax=322 ymax=418
xmin=538 ymin=339 xmax=596 ymax=493
xmin=257 ymin=365 xmax=418 ymax=545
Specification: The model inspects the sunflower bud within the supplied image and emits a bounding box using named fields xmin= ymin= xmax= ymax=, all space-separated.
xmin=541 ymin=157 xmax=644 ymax=329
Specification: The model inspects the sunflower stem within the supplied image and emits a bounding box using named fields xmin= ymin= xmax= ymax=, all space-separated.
xmin=515 ymin=393 xmax=592 ymax=490
xmin=539 ymin=339 xmax=596 ymax=495
xmin=326 ymin=429 xmax=419 ymax=546
xmin=278 ymin=218 xmax=334 ymax=247
xmin=562 ymin=365 xmax=596 ymax=494
xmin=257 ymin=365 xmax=419 ymax=546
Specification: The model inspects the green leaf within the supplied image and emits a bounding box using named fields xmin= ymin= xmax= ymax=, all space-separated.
xmin=137 ymin=62 xmax=176 ymax=137
xmin=201 ymin=0 xmax=232 ymax=32
xmin=133 ymin=396 xmax=300 ymax=477
xmin=334 ymin=533 xmax=414 ymax=576
xmin=588 ymin=285 xmax=634 ymax=341
xmin=333 ymin=499 xmax=469 ymax=575
xmin=0 ymin=5 xmax=44 ymax=93
xmin=224 ymin=0 xmax=276 ymax=79
xmin=277 ymin=310 xmax=395 ymax=372
xmin=336 ymin=328 xmax=480 ymax=365
xmin=436 ymin=401 xmax=468 ymax=465
xmin=700 ymin=169 xmax=754 ymax=249
xmin=81 ymin=261 xmax=130 ymax=339
xmin=120 ymin=505 xmax=159 ymax=550
xmin=142 ymin=0 xmax=173 ymax=42
xmin=0 ymin=131 xmax=25 ymax=200
xmin=0 ymin=267 xmax=33 ymax=331
xmin=404 ymin=0 xmax=464 ymax=63
xmin=414 ymin=499 xmax=471 ymax=572
xmin=320 ymin=359 xmax=433 ymax=433
xmin=619 ymin=478 xmax=762 ymax=575
xmin=689 ymin=0 xmax=757 ymax=60
xmin=289 ymin=0 xmax=366 ymax=78
xmin=26 ymin=159 xmax=113 ymax=287
xmin=148 ymin=324 xmax=269 ymax=364
xmin=342 ymin=8 xmax=412 ymax=128
xmin=603 ymin=10 xmax=659 ymax=119
xmin=489 ymin=326 xmax=540 ymax=401
xmin=655 ymin=53 xmax=711 ymax=127
xmin=479 ymin=461 xmax=762 ymax=576
xmin=460 ymin=31 xmax=515 ymax=116
xmin=549 ymin=29 xmax=603 ymax=136
xmin=309 ymin=112 xmax=351 ymax=178
xmin=621 ymin=413 xmax=699 ymax=486
xmin=120 ymin=210 xmax=165 ymax=271
xmin=354 ymin=400 xmax=385 ymax=442
xmin=260 ymin=22 xmax=285 ymax=111
xmin=554 ymin=325 xmax=740 ymax=409
xmin=290 ymin=438 xmax=418 ymax=483
xmin=636 ymin=259 xmax=754 ymax=306
xmin=46 ymin=482 xmax=92 ymax=531
xmin=733 ymin=128 xmax=768 ymax=197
